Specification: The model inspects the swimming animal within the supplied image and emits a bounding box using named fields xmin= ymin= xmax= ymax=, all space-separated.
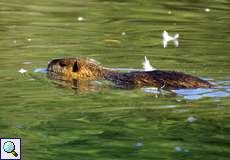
xmin=47 ymin=58 xmax=212 ymax=90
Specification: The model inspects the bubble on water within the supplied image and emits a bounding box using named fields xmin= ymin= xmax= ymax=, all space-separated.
xmin=27 ymin=38 xmax=32 ymax=42
xmin=168 ymin=10 xmax=172 ymax=14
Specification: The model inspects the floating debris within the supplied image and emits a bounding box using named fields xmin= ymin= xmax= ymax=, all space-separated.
xmin=19 ymin=68 xmax=27 ymax=74
xmin=133 ymin=142 xmax=144 ymax=147
xmin=143 ymin=56 xmax=155 ymax=71
xmin=175 ymin=146 xmax=189 ymax=153
xmin=175 ymin=146 xmax=183 ymax=152
xmin=23 ymin=61 xmax=32 ymax=64
xmin=16 ymin=124 xmax=24 ymax=129
xmin=159 ymin=105 xmax=176 ymax=109
xmin=104 ymin=39 xmax=121 ymax=44
xmin=187 ymin=116 xmax=197 ymax=123
xmin=162 ymin=30 xmax=179 ymax=48
xmin=77 ymin=16 xmax=84 ymax=21
xmin=28 ymin=78 xmax=35 ymax=81
xmin=204 ymin=8 xmax=211 ymax=12
xmin=176 ymin=109 xmax=188 ymax=113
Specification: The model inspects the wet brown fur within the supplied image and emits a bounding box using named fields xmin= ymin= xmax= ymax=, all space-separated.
xmin=47 ymin=58 xmax=212 ymax=89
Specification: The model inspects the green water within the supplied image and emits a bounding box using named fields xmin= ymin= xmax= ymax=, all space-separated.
xmin=0 ymin=0 xmax=230 ymax=159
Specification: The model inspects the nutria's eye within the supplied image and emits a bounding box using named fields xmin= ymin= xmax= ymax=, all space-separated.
xmin=72 ymin=61 xmax=79 ymax=72
xmin=59 ymin=61 xmax=67 ymax=67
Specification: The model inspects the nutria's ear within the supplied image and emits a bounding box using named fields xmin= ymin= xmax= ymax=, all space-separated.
xmin=72 ymin=61 xmax=79 ymax=72
xmin=59 ymin=59 xmax=76 ymax=67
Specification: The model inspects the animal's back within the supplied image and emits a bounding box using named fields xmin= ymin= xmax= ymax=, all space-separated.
xmin=109 ymin=70 xmax=212 ymax=89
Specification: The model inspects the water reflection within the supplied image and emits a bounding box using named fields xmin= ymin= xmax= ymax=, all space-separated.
xmin=173 ymin=86 xmax=230 ymax=100
xmin=143 ymin=86 xmax=230 ymax=100
xmin=47 ymin=71 xmax=109 ymax=94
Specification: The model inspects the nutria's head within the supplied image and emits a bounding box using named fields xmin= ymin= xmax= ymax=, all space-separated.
xmin=48 ymin=58 xmax=108 ymax=80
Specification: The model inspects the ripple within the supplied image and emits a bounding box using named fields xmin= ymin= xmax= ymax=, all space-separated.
xmin=33 ymin=68 xmax=48 ymax=73
xmin=173 ymin=86 xmax=230 ymax=100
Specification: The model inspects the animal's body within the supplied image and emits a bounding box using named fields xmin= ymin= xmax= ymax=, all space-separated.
xmin=47 ymin=58 xmax=212 ymax=89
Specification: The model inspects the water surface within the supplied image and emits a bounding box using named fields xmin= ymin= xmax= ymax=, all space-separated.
xmin=0 ymin=0 xmax=230 ymax=160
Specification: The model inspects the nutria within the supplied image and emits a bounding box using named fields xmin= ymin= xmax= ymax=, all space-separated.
xmin=47 ymin=58 xmax=212 ymax=90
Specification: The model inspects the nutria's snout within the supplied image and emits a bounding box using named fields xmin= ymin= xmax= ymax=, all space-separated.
xmin=47 ymin=58 xmax=213 ymax=89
